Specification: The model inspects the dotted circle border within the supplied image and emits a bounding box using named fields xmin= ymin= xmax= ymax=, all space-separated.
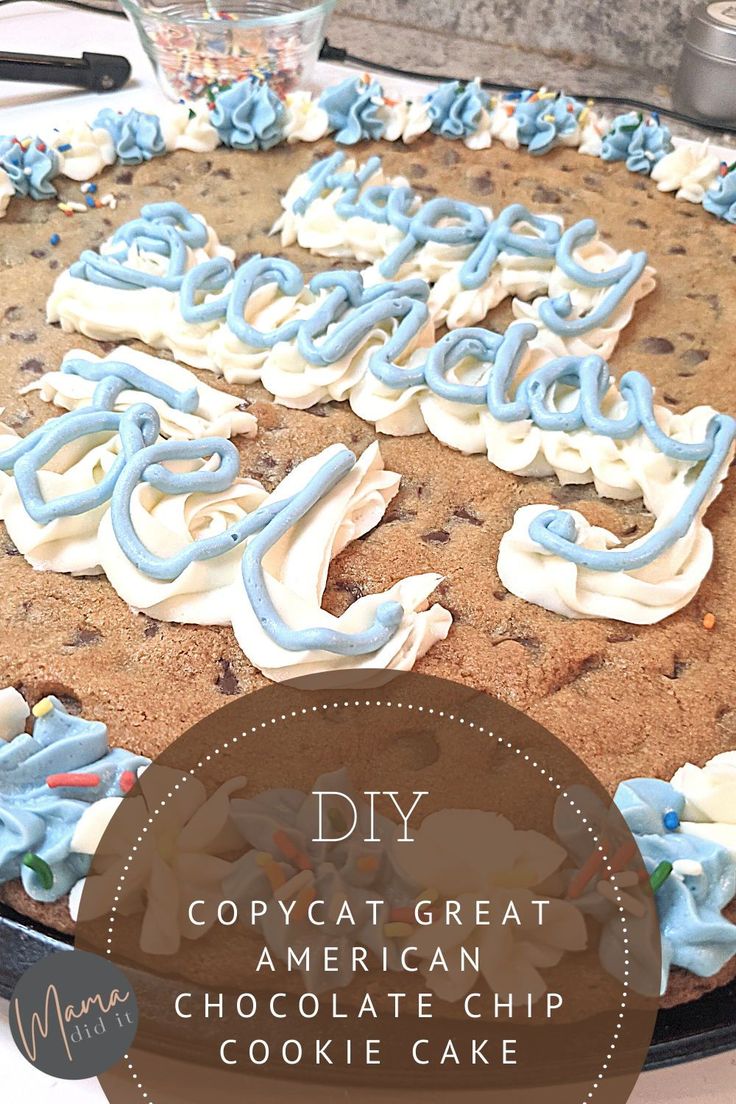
xmin=98 ymin=698 xmax=635 ymax=1103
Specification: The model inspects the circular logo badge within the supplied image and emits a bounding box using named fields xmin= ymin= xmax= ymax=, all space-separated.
xmin=9 ymin=949 xmax=139 ymax=1080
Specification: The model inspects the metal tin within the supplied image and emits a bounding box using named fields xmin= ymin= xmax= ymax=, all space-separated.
xmin=673 ymin=1 xmax=736 ymax=124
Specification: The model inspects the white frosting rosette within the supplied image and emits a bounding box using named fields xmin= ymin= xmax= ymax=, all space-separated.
xmin=207 ymin=281 xmax=316 ymax=384
xmin=671 ymin=753 xmax=736 ymax=860
xmin=0 ymin=166 xmax=14 ymax=219
xmin=231 ymin=442 xmax=451 ymax=681
xmin=24 ymin=345 xmax=256 ymax=441
xmin=651 ymin=140 xmax=721 ymax=204
xmin=426 ymin=245 xmax=557 ymax=328
xmin=2 ymin=429 xmax=123 ymax=574
xmin=0 ymin=411 xmax=21 ymax=515
xmin=0 ymin=686 xmax=30 ymax=742
xmin=273 ymin=158 xmax=410 ymax=261
xmin=69 ymin=764 xmax=246 ymax=954
xmin=159 ymin=101 xmax=220 ymax=153
xmin=47 ymin=212 xmax=233 ymax=357
xmin=52 ymin=123 xmax=116 ymax=180
xmin=578 ymin=110 xmax=608 ymax=157
xmin=260 ymin=302 xmax=435 ymax=411
xmin=489 ymin=101 xmax=519 ymax=149
xmin=97 ymin=459 xmax=269 ymax=624
xmin=497 ymin=404 xmax=734 ymax=624
xmin=512 ymin=241 xmax=656 ymax=361
xmin=390 ymin=809 xmax=587 ymax=1004
xmin=283 ymin=91 xmax=330 ymax=143
xmin=380 ymin=97 xmax=433 ymax=144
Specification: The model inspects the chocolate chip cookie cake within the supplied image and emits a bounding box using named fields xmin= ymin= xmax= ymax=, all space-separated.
xmin=1 ymin=74 xmax=735 ymax=1010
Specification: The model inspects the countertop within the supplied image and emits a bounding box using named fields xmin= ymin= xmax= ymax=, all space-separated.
xmin=0 ymin=3 xmax=734 ymax=1100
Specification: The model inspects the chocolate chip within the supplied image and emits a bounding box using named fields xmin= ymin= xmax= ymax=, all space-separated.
xmin=4 ymin=542 xmax=20 ymax=556
xmin=493 ymin=588 xmax=509 ymax=601
xmin=639 ymin=336 xmax=674 ymax=355
xmin=213 ymin=167 xmax=232 ymax=180
xmin=664 ymin=659 xmax=689 ymax=680
xmin=30 ymin=248 xmax=47 ymax=259
xmin=471 ymin=172 xmax=493 ymax=195
xmin=382 ymin=506 xmax=416 ymax=524
xmin=627 ymin=218 xmax=648 ymax=229
xmin=443 ymin=148 xmax=460 ymax=166
xmin=452 ymin=506 xmax=483 ymax=526
xmin=215 ymin=658 xmax=241 ymax=696
xmin=559 ymin=163 xmax=574 ymax=173
xmin=9 ymin=332 xmax=37 ymax=343
xmin=410 ymin=163 xmax=428 ymax=178
xmin=421 ymin=529 xmax=451 ymax=544
xmin=663 ymin=393 xmax=680 ymax=406
xmin=115 ymin=170 xmax=133 ymax=185
xmin=48 ymin=260 xmax=59 ymax=270
xmin=302 ymin=403 xmax=335 ymax=417
xmin=4 ymin=305 xmax=21 ymax=321
xmin=19 ymin=357 xmax=44 ymax=375
xmin=65 ymin=627 xmax=102 ymax=648
xmin=491 ymin=630 xmax=541 ymax=652
xmin=606 ymin=631 xmax=634 ymax=644
xmin=532 ymin=185 xmax=561 ymax=205
xmin=53 ymin=691 xmax=83 ymax=715
xmin=679 ymin=350 xmax=709 ymax=371
xmin=142 ymin=618 xmax=159 ymax=638
xmin=667 ymin=244 xmax=686 ymax=255
xmin=334 ymin=579 xmax=364 ymax=601
xmin=582 ymin=175 xmax=602 ymax=190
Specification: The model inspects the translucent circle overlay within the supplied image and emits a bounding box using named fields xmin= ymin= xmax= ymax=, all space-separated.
xmin=75 ymin=672 xmax=661 ymax=1103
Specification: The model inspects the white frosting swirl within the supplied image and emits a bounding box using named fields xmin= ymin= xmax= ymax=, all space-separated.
xmin=0 ymin=686 xmax=30 ymax=742
xmin=379 ymin=97 xmax=433 ymax=144
xmin=283 ymin=91 xmax=330 ymax=144
xmin=0 ymin=412 xmax=21 ymax=516
xmin=512 ymin=240 xmax=657 ymax=361
xmin=651 ymin=141 xmax=721 ymax=204
xmin=230 ymin=442 xmax=451 ymax=681
xmin=52 ymin=124 xmax=116 ymax=181
xmin=0 ymin=167 xmax=13 ymax=219
xmin=496 ymin=403 xmax=733 ymax=624
xmin=159 ymin=101 xmax=220 ymax=154
xmin=578 ymin=110 xmax=607 ymax=157
xmin=2 ymin=430 xmax=123 ymax=574
xmin=97 ymin=459 xmax=269 ymax=624
xmin=70 ymin=764 xmax=245 ymax=954
xmin=24 ymin=345 xmax=256 ymax=441
xmin=671 ymin=753 xmax=736 ymax=860
xmin=490 ymin=101 xmax=519 ymax=149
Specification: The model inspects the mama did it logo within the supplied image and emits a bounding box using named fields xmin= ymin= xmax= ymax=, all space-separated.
xmin=9 ymin=949 xmax=139 ymax=1080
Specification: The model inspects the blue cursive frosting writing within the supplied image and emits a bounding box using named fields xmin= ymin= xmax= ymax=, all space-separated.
xmin=614 ymin=778 xmax=736 ymax=989
xmin=64 ymin=194 xmax=736 ymax=583
xmin=703 ymin=164 xmax=736 ymax=225
xmin=425 ymin=80 xmax=489 ymax=141
xmin=69 ymin=201 xmax=209 ymax=291
xmin=93 ymin=107 xmax=166 ymax=165
xmin=600 ymin=112 xmax=673 ymax=175
xmin=0 ymin=136 xmax=60 ymax=200
xmin=211 ymin=78 xmax=286 ymax=151
xmin=0 ymin=696 xmax=149 ymax=902
xmin=318 ymin=75 xmax=386 ymax=145
xmin=514 ymin=90 xmax=584 ymax=155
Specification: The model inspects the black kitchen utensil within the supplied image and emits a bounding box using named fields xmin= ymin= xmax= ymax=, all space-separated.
xmin=0 ymin=49 xmax=130 ymax=91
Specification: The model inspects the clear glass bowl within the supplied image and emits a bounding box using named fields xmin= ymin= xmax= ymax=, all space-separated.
xmin=121 ymin=0 xmax=337 ymax=102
